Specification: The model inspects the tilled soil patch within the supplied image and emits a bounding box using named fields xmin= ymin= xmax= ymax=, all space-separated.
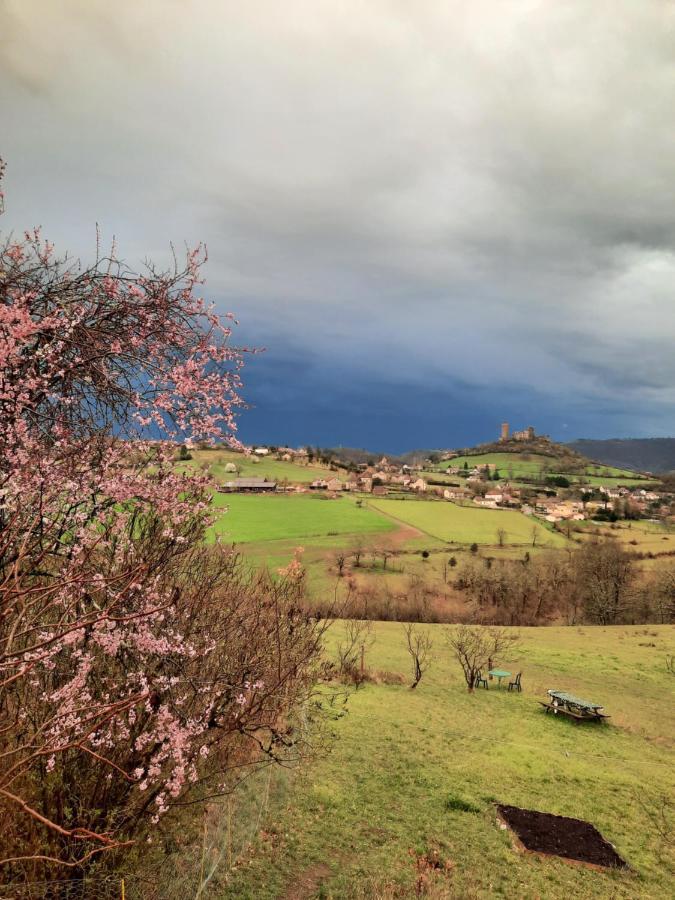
xmin=497 ymin=804 xmax=627 ymax=869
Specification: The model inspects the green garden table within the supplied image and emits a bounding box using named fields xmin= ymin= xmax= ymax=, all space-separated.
xmin=489 ymin=669 xmax=511 ymax=687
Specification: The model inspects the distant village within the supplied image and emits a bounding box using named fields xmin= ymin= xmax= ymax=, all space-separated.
xmin=216 ymin=423 xmax=673 ymax=525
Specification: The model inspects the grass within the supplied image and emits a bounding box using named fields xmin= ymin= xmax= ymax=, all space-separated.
xmin=574 ymin=520 xmax=675 ymax=555
xmin=368 ymin=498 xmax=569 ymax=547
xmin=439 ymin=452 xmax=561 ymax=478
xmin=222 ymin=623 xmax=675 ymax=899
xmin=438 ymin=453 xmax=647 ymax=484
xmin=182 ymin=448 xmax=341 ymax=484
xmin=207 ymin=493 xmax=396 ymax=544
xmin=554 ymin=474 xmax=651 ymax=488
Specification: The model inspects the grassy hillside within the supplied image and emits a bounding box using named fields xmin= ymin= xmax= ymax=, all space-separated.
xmin=439 ymin=452 xmax=646 ymax=483
xmin=368 ymin=498 xmax=568 ymax=547
xmin=182 ymin=449 xmax=340 ymax=484
xmin=220 ymin=622 xmax=675 ymax=899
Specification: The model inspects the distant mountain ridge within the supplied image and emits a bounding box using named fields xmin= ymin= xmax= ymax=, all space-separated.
xmin=566 ymin=438 xmax=675 ymax=474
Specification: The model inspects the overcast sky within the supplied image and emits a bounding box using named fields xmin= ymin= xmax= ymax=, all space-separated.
xmin=2 ymin=1 xmax=674 ymax=451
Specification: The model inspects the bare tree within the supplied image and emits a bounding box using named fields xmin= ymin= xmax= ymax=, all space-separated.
xmin=446 ymin=625 xmax=519 ymax=692
xmin=380 ymin=547 xmax=394 ymax=570
xmin=634 ymin=789 xmax=674 ymax=849
xmin=403 ymin=623 xmax=433 ymax=688
xmin=571 ymin=541 xmax=635 ymax=624
xmin=351 ymin=535 xmax=367 ymax=568
xmin=336 ymin=620 xmax=375 ymax=687
xmin=496 ymin=527 xmax=507 ymax=547
xmin=648 ymin=564 xmax=675 ymax=624
xmin=531 ymin=525 xmax=539 ymax=548
xmin=334 ymin=550 xmax=348 ymax=577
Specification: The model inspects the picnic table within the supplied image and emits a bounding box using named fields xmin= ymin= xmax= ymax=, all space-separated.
xmin=488 ymin=669 xmax=511 ymax=688
xmin=540 ymin=690 xmax=610 ymax=722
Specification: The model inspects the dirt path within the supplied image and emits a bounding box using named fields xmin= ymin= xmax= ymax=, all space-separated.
xmin=363 ymin=501 xmax=443 ymax=546
xmin=375 ymin=521 xmax=425 ymax=549
xmin=281 ymin=862 xmax=332 ymax=900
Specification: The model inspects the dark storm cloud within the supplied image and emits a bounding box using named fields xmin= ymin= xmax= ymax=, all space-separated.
xmin=1 ymin=0 xmax=674 ymax=445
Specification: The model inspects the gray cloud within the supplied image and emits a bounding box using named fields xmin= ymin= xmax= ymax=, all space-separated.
xmin=1 ymin=0 xmax=675 ymax=437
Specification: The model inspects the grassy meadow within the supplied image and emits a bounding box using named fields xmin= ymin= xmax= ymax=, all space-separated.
xmin=368 ymin=498 xmax=569 ymax=548
xmin=219 ymin=623 xmax=675 ymax=899
xmin=208 ymin=493 xmax=396 ymax=544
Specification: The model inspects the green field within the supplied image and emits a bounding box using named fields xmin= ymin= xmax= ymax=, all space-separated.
xmin=368 ymin=498 xmax=568 ymax=547
xmin=221 ymin=622 xmax=675 ymax=899
xmin=553 ymin=474 xmax=651 ymax=488
xmin=439 ymin=452 xmax=646 ymax=483
xmin=440 ymin=452 xmax=558 ymax=478
xmin=208 ymin=493 xmax=396 ymax=544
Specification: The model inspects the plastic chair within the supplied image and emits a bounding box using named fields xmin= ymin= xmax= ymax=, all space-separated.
xmin=508 ymin=672 xmax=522 ymax=693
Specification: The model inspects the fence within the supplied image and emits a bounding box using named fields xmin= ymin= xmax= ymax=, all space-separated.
xmin=0 ymin=876 xmax=147 ymax=900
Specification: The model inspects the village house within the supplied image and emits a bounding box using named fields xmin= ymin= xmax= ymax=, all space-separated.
xmin=253 ymin=447 xmax=269 ymax=456
xmin=326 ymin=478 xmax=343 ymax=492
xmin=443 ymin=487 xmax=471 ymax=501
xmin=344 ymin=473 xmax=360 ymax=491
xmin=389 ymin=474 xmax=412 ymax=487
xmin=634 ymin=489 xmax=661 ymax=501
xmin=309 ymin=479 xmax=329 ymax=490
xmin=535 ymin=498 xmax=585 ymax=521
xmin=473 ymin=496 xmax=498 ymax=509
xmin=411 ymin=478 xmax=428 ymax=492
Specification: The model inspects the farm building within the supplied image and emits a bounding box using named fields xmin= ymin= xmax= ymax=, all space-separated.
xmin=220 ymin=479 xmax=277 ymax=493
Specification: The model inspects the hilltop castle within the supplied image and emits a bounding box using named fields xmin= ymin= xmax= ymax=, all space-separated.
xmin=499 ymin=422 xmax=536 ymax=442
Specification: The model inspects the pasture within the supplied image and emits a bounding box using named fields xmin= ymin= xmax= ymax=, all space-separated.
xmin=208 ymin=493 xmax=395 ymax=544
xmin=222 ymin=623 xmax=675 ymax=899
xmin=368 ymin=498 xmax=569 ymax=548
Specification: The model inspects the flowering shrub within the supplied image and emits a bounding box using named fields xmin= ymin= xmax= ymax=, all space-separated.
xmin=0 ymin=161 xmax=324 ymax=879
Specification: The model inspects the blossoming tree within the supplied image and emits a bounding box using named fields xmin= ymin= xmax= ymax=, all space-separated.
xmin=0 ymin=160 xmax=324 ymax=879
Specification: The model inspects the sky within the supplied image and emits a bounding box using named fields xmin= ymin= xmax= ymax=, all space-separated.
xmin=2 ymin=0 xmax=675 ymax=452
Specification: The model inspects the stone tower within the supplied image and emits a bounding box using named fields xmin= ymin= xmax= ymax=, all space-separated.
xmin=500 ymin=422 xmax=509 ymax=442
